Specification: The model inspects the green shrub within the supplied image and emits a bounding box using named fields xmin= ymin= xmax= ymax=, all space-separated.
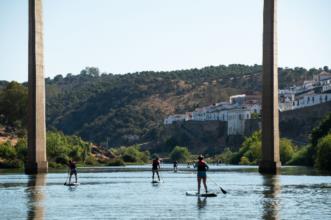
xmin=239 ymin=156 xmax=250 ymax=165
xmin=68 ymin=146 xmax=82 ymax=161
xmin=139 ymin=150 xmax=150 ymax=163
xmin=287 ymin=145 xmax=310 ymax=166
xmin=315 ymin=134 xmax=331 ymax=171
xmin=112 ymin=145 xmax=149 ymax=164
xmin=280 ymin=138 xmax=296 ymax=164
xmin=122 ymin=153 xmax=137 ymax=162
xmin=46 ymin=131 xmax=91 ymax=163
xmin=47 ymin=132 xmax=70 ymax=159
xmin=218 ymin=148 xmax=234 ymax=164
xmin=229 ymin=152 xmax=242 ymax=164
xmin=0 ymin=159 xmax=22 ymax=168
xmin=15 ymin=138 xmax=27 ymax=161
xmin=108 ymin=158 xmax=125 ymax=166
xmin=232 ymin=131 xmax=297 ymax=165
xmin=0 ymin=142 xmax=16 ymax=160
xmin=48 ymin=162 xmax=64 ymax=168
xmin=309 ymin=113 xmax=331 ymax=166
xmin=85 ymin=155 xmax=97 ymax=165
xmin=169 ymin=146 xmax=191 ymax=162
xmin=55 ymin=154 xmax=69 ymax=165
xmin=233 ymin=130 xmax=261 ymax=164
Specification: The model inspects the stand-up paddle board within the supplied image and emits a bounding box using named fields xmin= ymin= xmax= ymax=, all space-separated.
xmin=64 ymin=182 xmax=80 ymax=186
xmin=186 ymin=191 xmax=217 ymax=197
xmin=151 ymin=180 xmax=161 ymax=184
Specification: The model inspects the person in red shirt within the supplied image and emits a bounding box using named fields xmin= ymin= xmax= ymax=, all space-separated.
xmin=194 ymin=155 xmax=209 ymax=194
xmin=152 ymin=156 xmax=160 ymax=181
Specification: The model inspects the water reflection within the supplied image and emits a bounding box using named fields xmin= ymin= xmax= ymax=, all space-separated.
xmin=26 ymin=174 xmax=46 ymax=220
xmin=197 ymin=197 xmax=207 ymax=209
xmin=262 ymin=175 xmax=281 ymax=220
xmin=67 ymin=185 xmax=78 ymax=192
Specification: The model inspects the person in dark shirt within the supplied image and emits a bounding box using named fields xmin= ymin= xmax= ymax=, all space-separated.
xmin=68 ymin=160 xmax=78 ymax=183
xmin=152 ymin=156 xmax=160 ymax=181
xmin=194 ymin=155 xmax=209 ymax=194
xmin=173 ymin=161 xmax=178 ymax=172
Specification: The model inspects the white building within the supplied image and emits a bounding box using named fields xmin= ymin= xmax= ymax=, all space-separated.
xmin=164 ymin=114 xmax=187 ymax=125
xmin=227 ymin=108 xmax=251 ymax=135
xmin=165 ymin=93 xmax=261 ymax=135
xmin=230 ymin=94 xmax=246 ymax=105
xmin=279 ymin=71 xmax=331 ymax=111
xmin=313 ymin=71 xmax=331 ymax=82
xmin=292 ymin=93 xmax=331 ymax=110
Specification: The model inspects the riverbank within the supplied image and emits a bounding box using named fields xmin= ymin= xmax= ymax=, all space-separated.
xmin=1 ymin=164 xmax=329 ymax=176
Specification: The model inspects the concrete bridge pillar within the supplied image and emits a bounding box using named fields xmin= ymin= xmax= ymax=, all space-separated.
xmin=25 ymin=0 xmax=48 ymax=174
xmin=259 ymin=0 xmax=281 ymax=174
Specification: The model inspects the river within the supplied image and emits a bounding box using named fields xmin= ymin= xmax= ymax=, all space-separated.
xmin=0 ymin=165 xmax=330 ymax=219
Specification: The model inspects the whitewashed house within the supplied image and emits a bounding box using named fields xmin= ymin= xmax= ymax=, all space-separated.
xmin=292 ymin=93 xmax=331 ymax=109
xmin=227 ymin=108 xmax=251 ymax=135
xmin=164 ymin=114 xmax=187 ymax=125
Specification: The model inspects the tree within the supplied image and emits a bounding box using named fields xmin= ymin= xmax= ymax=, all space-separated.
xmin=315 ymin=134 xmax=331 ymax=171
xmin=0 ymin=141 xmax=16 ymax=160
xmin=46 ymin=131 xmax=70 ymax=159
xmin=0 ymin=81 xmax=27 ymax=127
xmin=218 ymin=148 xmax=234 ymax=164
xmin=280 ymin=138 xmax=295 ymax=164
xmin=239 ymin=156 xmax=250 ymax=165
xmin=309 ymin=113 xmax=331 ymax=165
xmin=235 ymin=130 xmax=295 ymax=165
xmin=323 ymin=66 xmax=329 ymax=72
xmin=15 ymin=138 xmax=27 ymax=161
xmin=239 ymin=130 xmax=262 ymax=164
xmin=169 ymin=146 xmax=191 ymax=162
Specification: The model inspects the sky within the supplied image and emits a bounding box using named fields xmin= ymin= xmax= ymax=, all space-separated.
xmin=0 ymin=0 xmax=330 ymax=82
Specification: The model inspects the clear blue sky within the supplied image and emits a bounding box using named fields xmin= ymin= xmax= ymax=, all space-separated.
xmin=0 ymin=0 xmax=330 ymax=82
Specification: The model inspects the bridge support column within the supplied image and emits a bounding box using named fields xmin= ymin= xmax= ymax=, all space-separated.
xmin=259 ymin=0 xmax=281 ymax=174
xmin=25 ymin=0 xmax=48 ymax=174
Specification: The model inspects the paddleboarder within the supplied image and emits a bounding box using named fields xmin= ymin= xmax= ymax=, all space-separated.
xmin=152 ymin=156 xmax=160 ymax=181
xmin=173 ymin=161 xmax=178 ymax=172
xmin=194 ymin=155 xmax=209 ymax=194
xmin=67 ymin=160 xmax=78 ymax=184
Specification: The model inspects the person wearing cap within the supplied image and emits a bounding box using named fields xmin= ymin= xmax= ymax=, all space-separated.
xmin=194 ymin=155 xmax=209 ymax=194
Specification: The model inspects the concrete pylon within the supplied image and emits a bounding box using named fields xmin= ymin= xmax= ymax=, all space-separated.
xmin=25 ymin=0 xmax=48 ymax=174
xmin=259 ymin=0 xmax=281 ymax=174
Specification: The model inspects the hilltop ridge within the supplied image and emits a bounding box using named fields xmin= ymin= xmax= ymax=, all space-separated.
xmin=1 ymin=64 xmax=330 ymax=150
xmin=44 ymin=65 xmax=329 ymax=148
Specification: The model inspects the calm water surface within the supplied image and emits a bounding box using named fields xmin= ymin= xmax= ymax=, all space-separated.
xmin=0 ymin=165 xmax=331 ymax=220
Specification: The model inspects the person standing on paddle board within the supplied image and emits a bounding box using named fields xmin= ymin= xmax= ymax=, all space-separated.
xmin=68 ymin=160 xmax=78 ymax=184
xmin=194 ymin=155 xmax=209 ymax=194
xmin=173 ymin=161 xmax=178 ymax=172
xmin=152 ymin=156 xmax=161 ymax=181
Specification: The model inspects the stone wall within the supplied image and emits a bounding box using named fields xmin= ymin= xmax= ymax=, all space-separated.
xmin=279 ymin=101 xmax=331 ymax=144
xmin=162 ymin=102 xmax=331 ymax=153
xmin=165 ymin=120 xmax=228 ymax=154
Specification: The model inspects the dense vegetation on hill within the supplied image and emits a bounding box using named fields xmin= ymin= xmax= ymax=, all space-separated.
xmin=0 ymin=64 xmax=328 ymax=147
xmin=1 ymin=65 xmax=331 ymax=170
xmin=43 ymin=65 xmax=327 ymax=147
xmin=0 ymin=65 xmax=329 ymax=148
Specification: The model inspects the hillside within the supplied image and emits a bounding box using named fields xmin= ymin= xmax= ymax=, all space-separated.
xmin=44 ymin=65 xmax=325 ymax=148
xmin=1 ymin=64 xmax=328 ymax=150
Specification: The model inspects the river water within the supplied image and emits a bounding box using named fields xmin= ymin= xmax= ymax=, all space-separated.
xmin=0 ymin=165 xmax=330 ymax=220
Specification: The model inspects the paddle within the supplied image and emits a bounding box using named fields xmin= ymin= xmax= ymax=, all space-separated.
xmin=64 ymin=170 xmax=70 ymax=185
xmin=209 ymin=177 xmax=227 ymax=194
